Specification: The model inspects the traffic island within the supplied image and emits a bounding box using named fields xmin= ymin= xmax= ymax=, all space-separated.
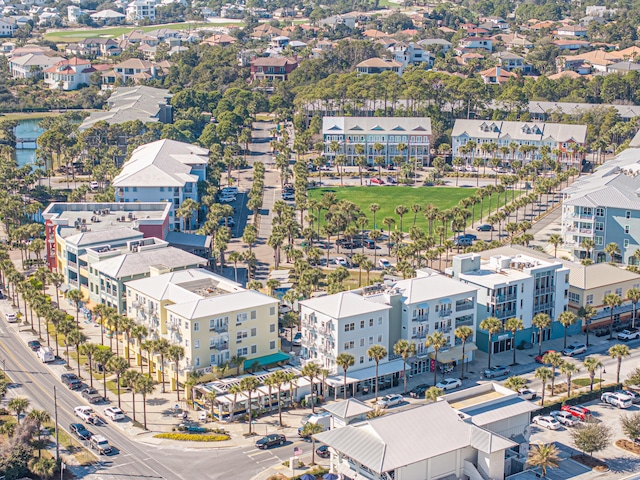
xmin=615 ymin=439 xmax=640 ymax=455
xmin=570 ymin=454 xmax=609 ymax=472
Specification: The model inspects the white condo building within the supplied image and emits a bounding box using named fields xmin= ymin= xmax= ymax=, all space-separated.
xmin=113 ymin=139 xmax=208 ymax=231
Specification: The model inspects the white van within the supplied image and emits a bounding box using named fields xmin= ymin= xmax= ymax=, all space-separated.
xmin=37 ymin=346 xmax=55 ymax=363
xmin=298 ymin=411 xmax=331 ymax=436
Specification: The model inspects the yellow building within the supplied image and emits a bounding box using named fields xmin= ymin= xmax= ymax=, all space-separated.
xmin=124 ymin=268 xmax=284 ymax=390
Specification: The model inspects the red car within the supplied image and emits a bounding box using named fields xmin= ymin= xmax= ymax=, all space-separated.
xmin=561 ymin=405 xmax=592 ymax=421
xmin=370 ymin=178 xmax=385 ymax=185
xmin=535 ymin=350 xmax=556 ymax=363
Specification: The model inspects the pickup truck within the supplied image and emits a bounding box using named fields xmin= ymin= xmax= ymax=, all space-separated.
xmin=61 ymin=373 xmax=83 ymax=390
xmin=81 ymin=388 xmax=103 ymax=404
xmin=519 ymin=389 xmax=537 ymax=400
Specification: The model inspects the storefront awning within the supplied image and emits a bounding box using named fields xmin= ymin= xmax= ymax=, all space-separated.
xmin=243 ymin=351 xmax=291 ymax=370
xmin=430 ymin=342 xmax=477 ymax=363
xmin=332 ymin=358 xmax=408 ymax=384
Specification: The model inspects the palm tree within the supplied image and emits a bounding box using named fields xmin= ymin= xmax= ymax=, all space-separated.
xmin=133 ymin=374 xmax=156 ymax=430
xmin=605 ymin=242 xmax=620 ymax=263
xmin=270 ymin=370 xmax=286 ymax=426
xmin=535 ymin=367 xmax=553 ymax=406
xmin=228 ymin=251 xmax=241 ymax=282
xmin=581 ymin=238 xmax=595 ymax=260
xmin=57 ymin=318 xmax=74 ymax=366
xmin=578 ymin=304 xmax=596 ymax=346
xmin=107 ymin=356 xmax=129 ymax=408
xmin=426 ymin=332 xmax=447 ymax=386
xmin=205 ymin=390 xmax=217 ymax=420
xmin=67 ymin=289 xmax=85 ymax=328
xmin=543 ymin=351 xmax=564 ymax=397
xmin=176 ymin=198 xmax=200 ymax=232
xmin=130 ymin=324 xmax=148 ymax=371
xmin=425 ymin=386 xmax=443 ymax=403
xmin=395 ymin=205 xmax=408 ymax=233
xmin=583 ymin=357 xmax=602 ymax=391
xmin=504 ymin=318 xmax=524 ymax=366
xmin=29 ymin=458 xmax=56 ymax=480
xmin=168 ymin=345 xmax=185 ymax=400
xmin=67 ymin=328 xmax=87 ymax=379
xmin=609 ymin=344 xmax=630 ymax=384
xmin=532 ymin=313 xmax=551 ymax=357
xmin=505 ymin=375 xmax=527 ymax=393
xmin=230 ymin=354 xmax=246 ymax=376
xmin=627 ymin=288 xmax=640 ymax=329
xmin=369 ymin=203 xmax=380 ymax=228
xmin=527 ymin=443 xmax=560 ymax=479
xmin=301 ymin=362 xmax=321 ymax=413
xmin=603 ymin=293 xmax=622 ymax=340
xmin=367 ymin=345 xmax=387 ymax=402
xmin=228 ymin=384 xmax=242 ymax=421
xmin=480 ymin=317 xmax=502 ymax=369
xmin=335 ymin=352 xmax=355 ymax=399
xmin=27 ymin=409 xmax=51 ymax=457
xmin=558 ymin=311 xmax=577 ymax=349
xmin=561 ymin=362 xmax=579 ymax=397
xmin=8 ymin=397 xmax=29 ymax=423
xmin=152 ymin=338 xmax=171 ymax=393
xmin=393 ymin=339 xmax=416 ymax=393
xmin=239 ymin=376 xmax=260 ymax=434
xmin=301 ymin=421 xmax=324 ymax=465
xmin=454 ymin=326 xmax=474 ymax=380
xmin=95 ymin=346 xmax=114 ymax=400
xmin=141 ymin=340 xmax=154 ymax=375
xmin=547 ymin=234 xmax=564 ymax=257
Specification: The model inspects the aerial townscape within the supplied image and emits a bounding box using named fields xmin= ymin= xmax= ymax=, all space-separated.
xmin=3 ymin=1 xmax=640 ymax=480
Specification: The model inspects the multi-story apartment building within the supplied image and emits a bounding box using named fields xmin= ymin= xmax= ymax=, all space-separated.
xmin=126 ymin=0 xmax=157 ymax=21
xmin=113 ymin=139 xmax=207 ymax=231
xmin=450 ymin=252 xmax=570 ymax=354
xmin=124 ymin=269 xmax=281 ymax=389
xmin=561 ymin=148 xmax=640 ymax=263
xmin=451 ymin=119 xmax=587 ymax=165
xmin=322 ymin=116 xmax=432 ymax=166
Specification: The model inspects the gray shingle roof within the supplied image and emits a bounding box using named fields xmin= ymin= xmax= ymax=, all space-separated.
xmin=92 ymin=246 xmax=205 ymax=279
xmin=452 ymin=119 xmax=587 ymax=143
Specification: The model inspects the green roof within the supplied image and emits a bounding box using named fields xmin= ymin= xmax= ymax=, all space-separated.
xmin=244 ymin=352 xmax=290 ymax=370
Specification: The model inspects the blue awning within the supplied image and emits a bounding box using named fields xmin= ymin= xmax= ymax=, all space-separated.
xmin=243 ymin=352 xmax=291 ymax=370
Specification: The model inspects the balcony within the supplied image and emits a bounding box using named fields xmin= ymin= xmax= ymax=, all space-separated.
xmin=455 ymin=301 xmax=474 ymax=312
xmin=210 ymin=324 xmax=228 ymax=333
xmin=412 ymin=331 xmax=427 ymax=340
xmin=572 ymin=212 xmax=594 ymax=220
xmin=413 ymin=315 xmax=429 ymax=322
xmin=434 ymin=326 xmax=451 ymax=334
xmin=579 ymin=228 xmax=594 ymax=235
xmin=492 ymin=292 xmax=517 ymax=303
xmin=535 ymin=286 xmax=553 ymax=295
xmin=210 ymin=342 xmax=229 ymax=352
xmin=439 ymin=310 xmax=452 ymax=318
xmin=495 ymin=310 xmax=516 ymax=319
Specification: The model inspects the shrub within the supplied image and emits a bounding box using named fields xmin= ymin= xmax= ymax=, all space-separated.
xmin=153 ymin=433 xmax=230 ymax=442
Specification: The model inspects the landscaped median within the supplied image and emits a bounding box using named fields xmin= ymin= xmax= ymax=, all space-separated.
xmin=154 ymin=427 xmax=230 ymax=442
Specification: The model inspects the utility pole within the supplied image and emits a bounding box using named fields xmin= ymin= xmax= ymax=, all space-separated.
xmin=54 ymin=386 xmax=59 ymax=462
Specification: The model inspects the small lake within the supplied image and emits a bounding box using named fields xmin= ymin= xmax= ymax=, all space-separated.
xmin=14 ymin=118 xmax=46 ymax=168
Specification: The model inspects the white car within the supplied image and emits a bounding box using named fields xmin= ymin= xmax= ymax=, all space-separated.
xmin=550 ymin=410 xmax=577 ymax=427
xmin=279 ymin=304 xmax=292 ymax=315
xmin=518 ymin=389 xmax=537 ymax=400
xmin=378 ymin=258 xmax=391 ymax=269
xmin=90 ymin=181 xmax=99 ymax=190
xmin=104 ymin=407 xmax=125 ymax=421
xmin=222 ymin=186 xmax=238 ymax=195
xmin=292 ymin=332 xmax=302 ymax=346
xmin=377 ymin=394 xmax=403 ymax=408
xmin=617 ymin=328 xmax=640 ymax=341
xmin=74 ymin=406 xmax=96 ymax=423
xmin=532 ymin=415 xmax=561 ymax=430
xmin=219 ymin=195 xmax=236 ymax=204
xmin=436 ymin=378 xmax=462 ymax=391
xmin=562 ymin=343 xmax=587 ymax=357
xmin=334 ymin=257 xmax=349 ymax=267
xmin=5 ymin=312 xmax=17 ymax=323
xmin=601 ymin=392 xmax=632 ymax=409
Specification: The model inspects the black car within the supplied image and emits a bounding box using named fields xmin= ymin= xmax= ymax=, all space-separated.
xmin=61 ymin=373 xmax=83 ymax=390
xmin=69 ymin=423 xmax=92 ymax=441
xmin=27 ymin=340 xmax=41 ymax=352
xmin=409 ymin=384 xmax=429 ymax=398
xmin=255 ymin=434 xmax=286 ymax=449
xmin=316 ymin=445 xmax=330 ymax=458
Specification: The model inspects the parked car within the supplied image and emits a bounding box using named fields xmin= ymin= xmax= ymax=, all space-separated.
xmin=453 ymin=237 xmax=473 ymax=247
xmin=617 ymin=390 xmax=640 ymax=404
xmin=378 ymin=258 xmax=391 ymax=269
xmin=316 ymin=445 xmax=330 ymax=458
xmin=458 ymin=233 xmax=477 ymax=241
xmin=601 ymin=392 xmax=632 ymax=409
xmin=74 ymin=406 xmax=96 ymax=423
xmin=370 ymin=177 xmax=385 ymax=185
xmin=334 ymin=257 xmax=349 ymax=267
xmin=617 ymin=328 xmax=640 ymax=341
xmin=38 ymin=346 xmax=55 ymax=363
xmin=61 ymin=374 xmax=83 ymax=390
xmin=27 ymin=340 xmax=41 ymax=352
xmin=221 ymin=186 xmax=238 ymax=195
xmin=532 ymin=415 xmax=561 ymax=430
xmin=364 ymin=239 xmax=376 ymax=249
xmin=386 ymin=176 xmax=397 ymax=184
xmin=562 ymin=343 xmax=587 ymax=357
xmin=483 ymin=365 xmax=510 ymax=378
xmin=561 ymin=405 xmax=592 ymax=421
xmin=408 ymin=384 xmax=429 ymax=398
xmin=81 ymin=388 xmax=103 ymax=404
xmin=5 ymin=312 xmax=17 ymax=323
xmin=256 ymin=434 xmax=286 ymax=449
xmin=518 ymin=389 xmax=537 ymax=400
xmin=89 ymin=435 xmax=112 ymax=455
xmin=104 ymin=407 xmax=125 ymax=421
xmin=69 ymin=423 xmax=92 ymax=441
xmin=535 ymin=350 xmax=556 ymax=363
xmin=476 ymin=224 xmax=493 ymax=232
xmin=219 ymin=195 xmax=236 ymax=203
xmin=436 ymin=378 xmax=462 ymax=391
xmin=218 ymin=217 xmax=235 ymax=227
xmin=292 ymin=332 xmax=302 ymax=346
xmin=550 ymin=410 xmax=577 ymax=427
xmin=90 ymin=181 xmax=99 ymax=190
xmin=377 ymin=394 xmax=403 ymax=408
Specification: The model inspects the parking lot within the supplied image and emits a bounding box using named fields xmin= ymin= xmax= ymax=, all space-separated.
xmin=530 ymin=399 xmax=640 ymax=479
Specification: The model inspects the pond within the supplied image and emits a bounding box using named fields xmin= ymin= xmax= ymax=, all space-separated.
xmin=14 ymin=118 xmax=46 ymax=168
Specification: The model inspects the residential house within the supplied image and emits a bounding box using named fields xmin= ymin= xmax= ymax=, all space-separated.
xmin=0 ymin=16 xmax=17 ymax=36
xmin=90 ymin=9 xmax=126 ymax=24
xmin=607 ymin=61 xmax=640 ymax=73
xmin=125 ymin=268 xmax=281 ymax=388
xmin=126 ymin=0 xmax=156 ymax=21
xmin=553 ymin=39 xmax=590 ymax=51
xmin=322 ymin=116 xmax=432 ymax=166
xmin=9 ymin=52 xmax=64 ymax=79
xmin=44 ymin=57 xmax=96 ymax=90
xmin=319 ymin=14 xmax=356 ymax=29
xmin=113 ymin=139 xmax=207 ymax=231
xmin=479 ymin=15 xmax=509 ymax=30
xmin=202 ymin=33 xmax=236 ymax=47
xmin=388 ymin=42 xmax=433 ymax=68
xmin=557 ymin=24 xmax=588 ymax=37
xmin=527 ymin=101 xmax=640 ymax=122
xmin=449 ymin=252 xmax=571 ymax=354
xmin=102 ymin=58 xmax=157 ymax=87
xmin=457 ymin=37 xmax=493 ymax=53
xmin=493 ymin=51 xmax=531 ymax=72
xmin=66 ymin=38 xmax=122 ymax=58
xmin=250 ymin=23 xmax=282 ymax=39
xmin=355 ymin=57 xmax=404 ymax=75
xmin=417 ymin=38 xmax=451 ymax=53
xmin=451 ymin=119 xmax=588 ymax=164
xmin=496 ymin=33 xmax=534 ymax=50
xmin=249 ymin=56 xmax=297 ymax=82
xmin=479 ymin=66 xmax=517 ymax=84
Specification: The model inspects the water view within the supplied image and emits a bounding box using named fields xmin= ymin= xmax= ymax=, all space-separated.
xmin=14 ymin=118 xmax=45 ymax=167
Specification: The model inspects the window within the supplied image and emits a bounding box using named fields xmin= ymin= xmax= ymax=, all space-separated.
xmin=586 ymin=294 xmax=593 ymax=304
xmin=595 ymin=236 xmax=603 ymax=246
xmin=344 ymin=341 xmax=354 ymax=350
xmin=360 ymin=320 xmax=365 ymax=329
xmin=369 ymin=336 xmax=374 ymax=345
xmin=194 ymin=339 xmax=200 ymax=349
xmin=344 ymin=323 xmax=355 ymax=332
xmin=369 ymin=319 xmax=374 ymax=327
xmin=195 ymin=357 xmax=200 ymax=366
xmin=193 ymin=322 xmax=199 ymax=332
xmin=624 ymin=239 xmax=630 ymax=248
xmin=251 ymin=327 xmax=257 ymax=337
xmin=270 ymin=323 xmax=276 ymax=333
xmin=616 ymin=288 xmax=623 ymax=296
xmin=377 ymin=334 xmax=383 ymax=343
xmin=568 ymin=292 xmax=580 ymax=303
xmin=359 ymin=356 xmax=364 ymax=364
xmin=269 ymin=306 xmax=275 ymax=316
xmin=210 ymin=354 xmax=216 ymax=364
xmin=626 ymin=211 xmax=631 ymax=219
xmin=237 ymin=347 xmax=247 ymax=356
xmin=595 ymin=222 xmax=604 ymax=231
xmin=236 ymin=331 xmax=248 ymax=341
xmin=236 ymin=313 xmax=247 ymax=323
xmin=378 ymin=317 xmax=383 ymax=325
xmin=251 ymin=345 xmax=257 ymax=354
xmin=270 ymin=340 xmax=276 ymax=350
xmin=250 ymin=310 xmax=257 ymax=320
xmin=132 ymin=187 xmax=137 ymax=192
xmin=596 ymin=208 xmax=604 ymax=216
xmin=360 ymin=338 xmax=365 ymax=347
xmin=625 ymin=226 xmax=630 ymax=234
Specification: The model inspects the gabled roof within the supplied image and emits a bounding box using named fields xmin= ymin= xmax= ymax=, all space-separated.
xmin=322 ymin=398 xmax=372 ymax=418
xmin=165 ymin=290 xmax=277 ymax=319
xmin=300 ymin=292 xmax=391 ymax=319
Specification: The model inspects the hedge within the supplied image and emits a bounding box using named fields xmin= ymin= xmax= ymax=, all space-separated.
xmin=153 ymin=433 xmax=230 ymax=442
xmin=538 ymin=383 xmax=621 ymax=416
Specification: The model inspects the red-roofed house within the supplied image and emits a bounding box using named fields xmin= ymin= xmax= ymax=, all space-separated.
xmin=479 ymin=66 xmax=517 ymax=84
xmin=44 ymin=57 xmax=95 ymax=90
xmin=249 ymin=57 xmax=298 ymax=82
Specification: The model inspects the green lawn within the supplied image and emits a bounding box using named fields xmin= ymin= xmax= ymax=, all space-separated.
xmin=308 ymin=186 xmax=478 ymax=233
xmin=44 ymin=21 xmax=217 ymax=42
